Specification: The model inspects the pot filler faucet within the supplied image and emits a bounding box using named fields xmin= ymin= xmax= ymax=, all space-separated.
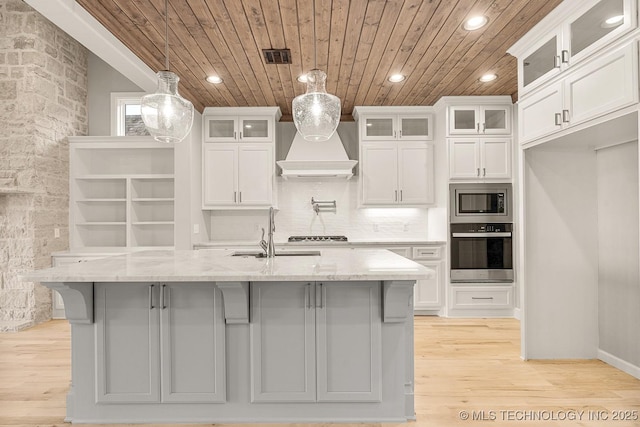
xmin=260 ymin=207 xmax=276 ymax=258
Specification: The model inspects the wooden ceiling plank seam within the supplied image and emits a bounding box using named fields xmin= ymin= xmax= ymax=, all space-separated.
xmin=144 ymin=0 xmax=239 ymax=108
xmin=325 ymin=0 xmax=349 ymax=95
xmin=167 ymin=0 xmax=247 ymax=107
xmin=380 ymin=0 xmax=461 ymax=107
xmin=296 ymin=0 xmax=316 ymax=74
xmin=315 ymin=0 xmax=332 ymax=73
xmin=342 ymin=0 xmax=388 ymax=113
xmin=351 ymin=0 xmax=408 ymax=109
xmin=360 ymin=0 xmax=424 ymax=106
xmin=259 ymin=0 xmax=296 ymax=107
xmin=278 ymin=0 xmax=306 ymax=107
xmin=239 ymin=0 xmax=290 ymax=114
xmin=334 ymin=0 xmax=368 ymax=107
xmin=409 ymin=0 xmax=508 ymax=106
xmin=222 ymin=0 xmax=278 ymax=106
xmin=400 ymin=0 xmax=486 ymax=106
xmin=422 ymin=0 xmax=533 ymax=104
xmin=182 ymin=0 xmax=257 ymax=106
xmin=453 ymin=0 xmax=563 ymax=100
xmin=369 ymin=0 xmax=444 ymax=106
xmin=203 ymin=1 xmax=270 ymax=106
xmin=76 ymin=0 xmax=164 ymax=73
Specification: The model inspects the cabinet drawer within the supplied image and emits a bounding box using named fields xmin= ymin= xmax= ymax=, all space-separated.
xmin=386 ymin=247 xmax=411 ymax=258
xmin=412 ymin=246 xmax=442 ymax=260
xmin=450 ymin=286 xmax=513 ymax=309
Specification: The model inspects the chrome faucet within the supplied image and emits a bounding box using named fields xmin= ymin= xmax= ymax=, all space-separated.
xmin=266 ymin=207 xmax=276 ymax=258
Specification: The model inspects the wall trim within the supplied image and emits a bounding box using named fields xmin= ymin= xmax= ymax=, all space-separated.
xmin=598 ymin=349 xmax=640 ymax=380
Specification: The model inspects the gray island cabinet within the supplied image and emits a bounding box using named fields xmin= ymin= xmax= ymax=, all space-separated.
xmin=23 ymin=248 xmax=431 ymax=424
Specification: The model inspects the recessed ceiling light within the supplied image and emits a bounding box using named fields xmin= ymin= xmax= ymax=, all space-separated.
xmin=206 ymin=75 xmax=223 ymax=84
xmin=388 ymin=74 xmax=405 ymax=83
xmin=463 ymin=15 xmax=488 ymax=31
xmin=479 ymin=73 xmax=497 ymax=83
xmin=297 ymin=74 xmax=308 ymax=83
xmin=602 ymin=14 xmax=624 ymax=28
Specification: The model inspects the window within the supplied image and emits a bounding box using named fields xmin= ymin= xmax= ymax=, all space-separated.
xmin=111 ymin=92 xmax=150 ymax=136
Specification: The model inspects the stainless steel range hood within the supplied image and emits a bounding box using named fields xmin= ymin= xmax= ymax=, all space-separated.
xmin=276 ymin=131 xmax=358 ymax=179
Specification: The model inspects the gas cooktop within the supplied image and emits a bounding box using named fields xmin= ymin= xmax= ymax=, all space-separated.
xmin=288 ymin=235 xmax=348 ymax=243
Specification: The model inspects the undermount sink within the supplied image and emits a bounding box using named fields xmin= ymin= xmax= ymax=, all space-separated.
xmin=231 ymin=250 xmax=321 ymax=258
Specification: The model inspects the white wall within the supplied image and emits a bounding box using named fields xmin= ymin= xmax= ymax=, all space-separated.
xmin=596 ymin=141 xmax=640 ymax=368
xmin=88 ymin=52 xmax=143 ymax=136
xmin=523 ymin=146 xmax=599 ymax=359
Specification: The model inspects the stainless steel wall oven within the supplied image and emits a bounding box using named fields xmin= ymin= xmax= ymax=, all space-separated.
xmin=450 ymin=223 xmax=514 ymax=283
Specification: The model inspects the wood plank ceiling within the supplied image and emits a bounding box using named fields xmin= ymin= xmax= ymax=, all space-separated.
xmin=76 ymin=0 xmax=563 ymax=119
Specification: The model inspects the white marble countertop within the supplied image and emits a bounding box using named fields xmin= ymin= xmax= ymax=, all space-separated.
xmin=25 ymin=248 xmax=432 ymax=283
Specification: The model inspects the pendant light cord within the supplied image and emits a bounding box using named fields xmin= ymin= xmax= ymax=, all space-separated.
xmin=164 ymin=0 xmax=170 ymax=71
xmin=313 ymin=0 xmax=317 ymax=70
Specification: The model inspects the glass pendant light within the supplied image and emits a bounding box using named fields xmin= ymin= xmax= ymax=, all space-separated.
xmin=292 ymin=2 xmax=340 ymax=141
xmin=141 ymin=0 xmax=194 ymax=143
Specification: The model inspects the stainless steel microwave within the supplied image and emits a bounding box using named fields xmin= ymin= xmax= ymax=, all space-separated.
xmin=450 ymin=183 xmax=512 ymax=223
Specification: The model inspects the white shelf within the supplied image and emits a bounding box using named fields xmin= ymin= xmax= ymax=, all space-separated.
xmin=70 ymin=138 xmax=176 ymax=250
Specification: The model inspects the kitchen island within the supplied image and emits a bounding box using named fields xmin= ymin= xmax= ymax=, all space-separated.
xmin=23 ymin=248 xmax=431 ymax=424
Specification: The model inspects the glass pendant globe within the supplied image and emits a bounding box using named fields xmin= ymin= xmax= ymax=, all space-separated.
xmin=141 ymin=71 xmax=194 ymax=143
xmin=292 ymin=69 xmax=341 ymax=142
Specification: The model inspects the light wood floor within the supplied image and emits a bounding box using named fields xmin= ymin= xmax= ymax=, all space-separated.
xmin=1 ymin=317 xmax=639 ymax=427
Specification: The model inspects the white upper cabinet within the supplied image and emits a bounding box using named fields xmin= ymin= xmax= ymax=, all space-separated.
xmin=204 ymin=115 xmax=273 ymax=143
xmin=448 ymin=105 xmax=511 ymax=135
xmin=513 ymin=0 xmax=636 ymax=95
xmin=518 ymin=42 xmax=638 ymax=144
xmin=353 ymin=107 xmax=433 ymax=141
xmin=361 ymin=142 xmax=435 ymax=206
xmin=202 ymin=107 xmax=280 ymax=210
xmin=203 ymin=144 xmax=273 ymax=209
xmin=449 ymin=138 xmax=511 ymax=180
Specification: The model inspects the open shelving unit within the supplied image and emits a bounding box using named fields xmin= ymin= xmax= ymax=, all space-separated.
xmin=69 ymin=137 xmax=175 ymax=250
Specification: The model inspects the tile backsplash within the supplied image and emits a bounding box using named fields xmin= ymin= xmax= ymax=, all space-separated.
xmin=208 ymin=177 xmax=429 ymax=242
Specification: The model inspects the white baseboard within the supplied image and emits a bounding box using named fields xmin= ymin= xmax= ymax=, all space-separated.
xmin=598 ymin=349 xmax=640 ymax=379
xmin=513 ymin=307 xmax=521 ymax=320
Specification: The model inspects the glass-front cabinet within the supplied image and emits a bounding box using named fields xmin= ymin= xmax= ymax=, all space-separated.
xmin=204 ymin=116 xmax=272 ymax=143
xmin=448 ymin=106 xmax=511 ymax=135
xmin=361 ymin=114 xmax=432 ymax=141
xmin=518 ymin=0 xmax=635 ymax=93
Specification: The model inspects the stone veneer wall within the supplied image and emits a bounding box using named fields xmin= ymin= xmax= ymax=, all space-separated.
xmin=0 ymin=0 xmax=88 ymax=331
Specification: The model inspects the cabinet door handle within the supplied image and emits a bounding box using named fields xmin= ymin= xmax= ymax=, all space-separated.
xmin=561 ymin=49 xmax=569 ymax=64
xmin=239 ymin=191 xmax=242 ymax=203
xmin=483 ymin=167 xmax=486 ymax=177
xmin=400 ymin=190 xmax=403 ymax=201
xmin=319 ymin=283 xmax=323 ymax=308
xmin=562 ymin=109 xmax=570 ymax=123
xmin=233 ymin=191 xmax=237 ymax=203
xmin=482 ymin=123 xmax=486 ymax=133
xmin=554 ymin=55 xmax=561 ymax=68
xmin=477 ymin=168 xmax=480 ymax=177
xmin=394 ymin=130 xmax=397 ymax=139
xmin=476 ymin=123 xmax=480 ymax=132
xmin=306 ymin=283 xmax=311 ymax=309
xmin=149 ymin=284 xmax=155 ymax=309
xmin=160 ymin=284 xmax=167 ymax=309
xmin=399 ymin=130 xmax=402 ymax=138
xmin=555 ymin=113 xmax=562 ymax=126
xmin=240 ymin=131 xmax=243 ymax=140
xmin=234 ymin=131 xmax=237 ymax=140
xmin=395 ymin=190 xmax=398 ymax=201
xmin=472 ymin=297 xmax=494 ymax=300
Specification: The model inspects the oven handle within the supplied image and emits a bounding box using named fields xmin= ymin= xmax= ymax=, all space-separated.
xmin=452 ymin=232 xmax=512 ymax=238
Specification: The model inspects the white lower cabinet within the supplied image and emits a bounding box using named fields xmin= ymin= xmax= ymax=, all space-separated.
xmin=250 ymin=281 xmax=382 ymax=403
xmin=448 ymin=284 xmax=514 ymax=317
xmin=413 ymin=261 xmax=443 ymax=310
xmin=95 ymin=282 xmax=225 ymax=403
